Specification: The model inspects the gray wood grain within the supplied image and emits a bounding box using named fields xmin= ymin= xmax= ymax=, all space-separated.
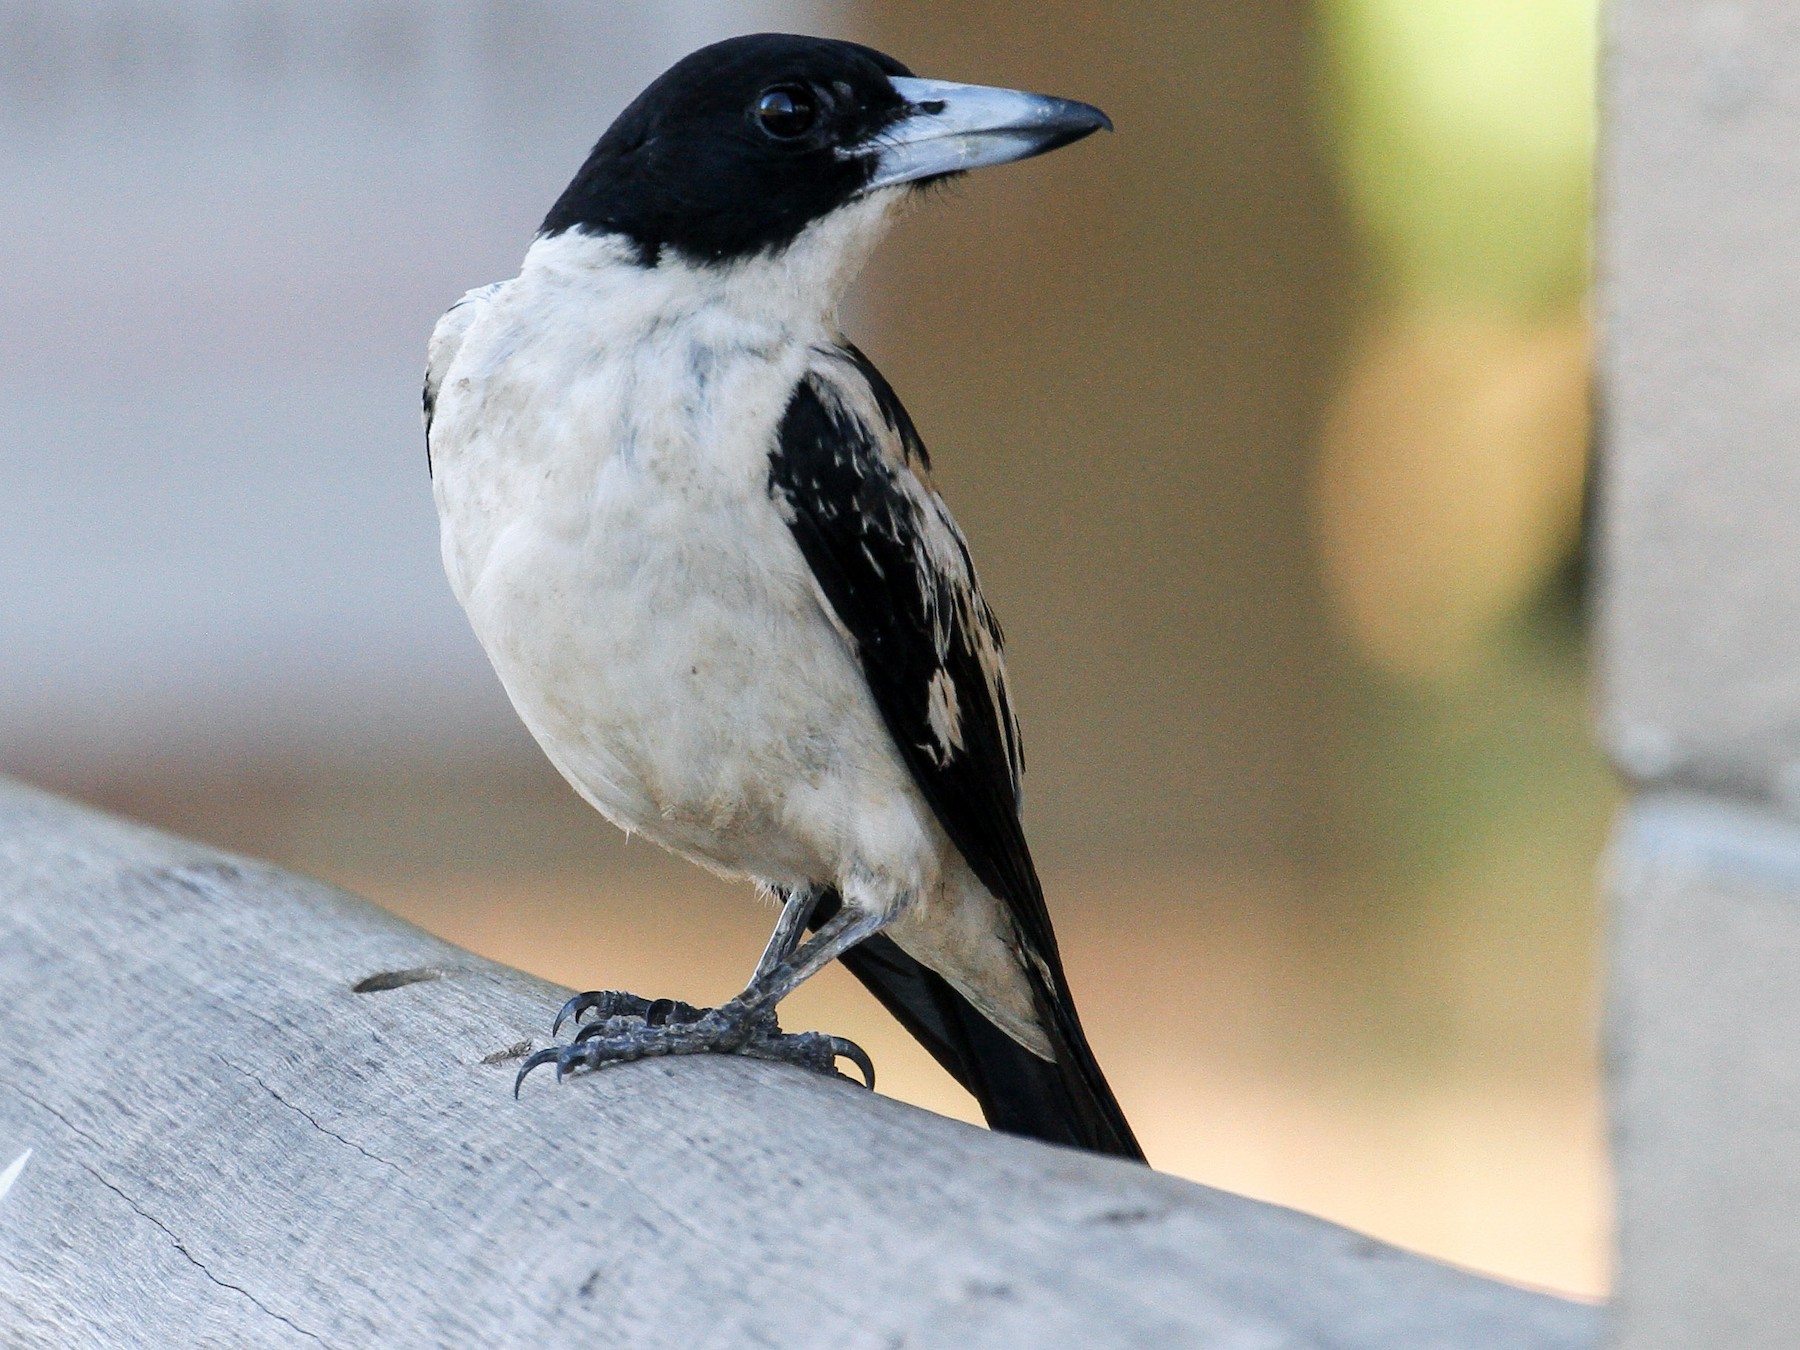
xmin=0 ymin=778 xmax=1601 ymax=1348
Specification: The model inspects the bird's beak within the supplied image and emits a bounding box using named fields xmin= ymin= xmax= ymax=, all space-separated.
xmin=860 ymin=77 xmax=1112 ymax=193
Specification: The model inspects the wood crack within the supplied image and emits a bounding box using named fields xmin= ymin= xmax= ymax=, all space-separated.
xmin=77 ymin=1162 xmax=334 ymax=1347
xmin=12 ymin=1082 xmax=333 ymax=1346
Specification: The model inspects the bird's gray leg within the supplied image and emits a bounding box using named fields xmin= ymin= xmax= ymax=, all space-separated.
xmin=517 ymin=891 xmax=889 ymax=1095
xmin=748 ymin=885 xmax=824 ymax=984
xmin=545 ymin=886 xmax=820 ymax=1040
xmin=731 ymin=904 xmax=890 ymax=1017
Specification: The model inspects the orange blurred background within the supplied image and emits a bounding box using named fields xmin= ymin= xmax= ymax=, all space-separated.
xmin=5 ymin=0 xmax=1606 ymax=1298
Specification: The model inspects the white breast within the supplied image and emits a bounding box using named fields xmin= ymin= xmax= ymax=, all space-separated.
xmin=427 ymin=229 xmax=932 ymax=893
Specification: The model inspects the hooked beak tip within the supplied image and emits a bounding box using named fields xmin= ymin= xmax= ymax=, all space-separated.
xmin=1058 ymin=99 xmax=1113 ymax=143
xmin=1048 ymin=98 xmax=1113 ymax=137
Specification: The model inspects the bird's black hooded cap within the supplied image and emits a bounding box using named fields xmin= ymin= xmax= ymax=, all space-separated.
xmin=540 ymin=34 xmax=914 ymax=267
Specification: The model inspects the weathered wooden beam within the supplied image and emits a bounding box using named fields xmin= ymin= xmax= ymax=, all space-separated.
xmin=0 ymin=778 xmax=1600 ymax=1347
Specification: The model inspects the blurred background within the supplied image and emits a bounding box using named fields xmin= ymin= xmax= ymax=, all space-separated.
xmin=0 ymin=0 xmax=1607 ymax=1297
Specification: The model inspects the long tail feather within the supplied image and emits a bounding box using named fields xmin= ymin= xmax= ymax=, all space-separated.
xmin=813 ymin=891 xmax=1145 ymax=1161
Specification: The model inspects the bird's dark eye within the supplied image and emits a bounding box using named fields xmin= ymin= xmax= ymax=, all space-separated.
xmin=754 ymin=85 xmax=819 ymax=140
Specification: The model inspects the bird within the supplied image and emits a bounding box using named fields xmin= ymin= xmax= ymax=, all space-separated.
xmin=425 ymin=32 xmax=1143 ymax=1161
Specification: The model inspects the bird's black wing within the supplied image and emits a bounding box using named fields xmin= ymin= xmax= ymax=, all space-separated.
xmin=773 ymin=345 xmax=1036 ymax=946
xmin=770 ymin=344 xmax=1143 ymax=1160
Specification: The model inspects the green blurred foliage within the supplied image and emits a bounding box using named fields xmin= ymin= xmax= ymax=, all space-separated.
xmin=1316 ymin=0 xmax=1598 ymax=310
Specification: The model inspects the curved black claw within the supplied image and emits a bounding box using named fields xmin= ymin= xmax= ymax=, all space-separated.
xmin=513 ymin=1046 xmax=565 ymax=1098
xmin=829 ymin=1036 xmax=876 ymax=1090
xmin=552 ymin=990 xmax=654 ymax=1039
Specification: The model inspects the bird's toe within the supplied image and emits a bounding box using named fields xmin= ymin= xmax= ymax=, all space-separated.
xmin=552 ymin=990 xmax=655 ymax=1038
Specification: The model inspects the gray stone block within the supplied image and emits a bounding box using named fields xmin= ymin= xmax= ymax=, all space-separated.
xmin=1608 ymin=793 xmax=1800 ymax=1348
xmin=1599 ymin=2 xmax=1800 ymax=798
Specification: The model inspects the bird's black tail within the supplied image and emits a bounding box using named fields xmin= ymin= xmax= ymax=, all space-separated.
xmin=813 ymin=892 xmax=1145 ymax=1161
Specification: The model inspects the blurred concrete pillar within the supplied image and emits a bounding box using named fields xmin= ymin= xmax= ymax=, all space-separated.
xmin=854 ymin=3 xmax=1355 ymax=873
xmin=1600 ymin=4 xmax=1800 ymax=1344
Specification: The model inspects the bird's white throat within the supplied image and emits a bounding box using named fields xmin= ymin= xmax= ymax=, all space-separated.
xmin=520 ymin=186 xmax=909 ymax=342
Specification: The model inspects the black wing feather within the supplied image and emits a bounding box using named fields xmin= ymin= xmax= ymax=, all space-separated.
xmin=771 ymin=349 xmax=1143 ymax=1161
xmin=773 ymin=351 xmax=1043 ymax=949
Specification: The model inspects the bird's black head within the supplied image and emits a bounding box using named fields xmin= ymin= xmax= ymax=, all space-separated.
xmin=539 ymin=33 xmax=1110 ymax=268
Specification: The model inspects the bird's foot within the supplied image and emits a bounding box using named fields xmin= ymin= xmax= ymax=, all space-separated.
xmin=515 ymin=990 xmax=875 ymax=1096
